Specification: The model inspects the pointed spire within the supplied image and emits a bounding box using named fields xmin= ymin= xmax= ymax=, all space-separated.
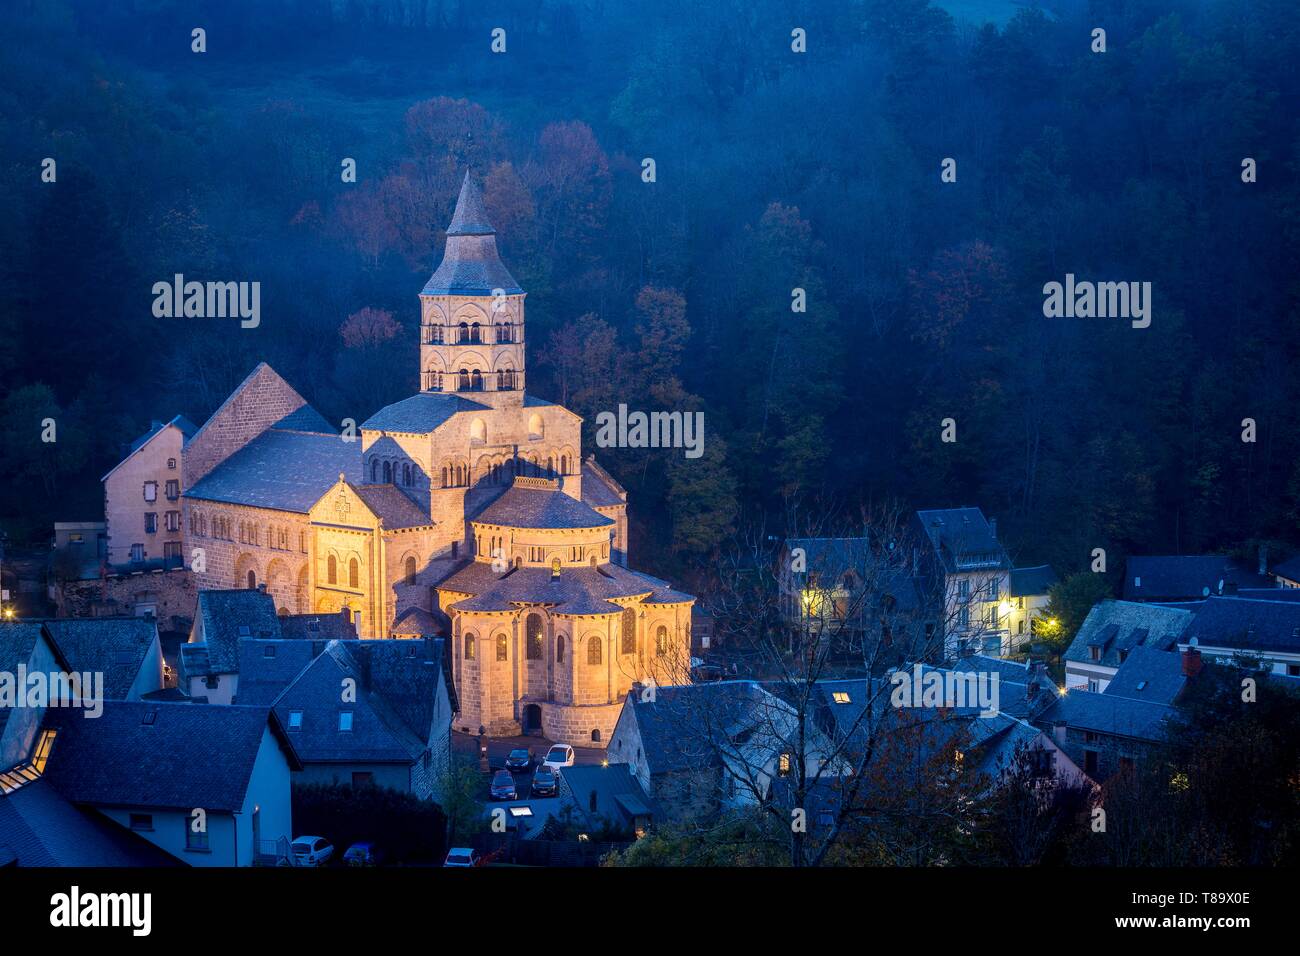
xmin=446 ymin=171 xmax=495 ymax=237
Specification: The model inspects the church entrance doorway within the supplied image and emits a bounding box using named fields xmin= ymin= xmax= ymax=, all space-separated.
xmin=522 ymin=704 xmax=542 ymax=735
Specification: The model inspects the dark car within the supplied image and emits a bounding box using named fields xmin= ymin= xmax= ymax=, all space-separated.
xmin=504 ymin=748 xmax=534 ymax=772
xmin=489 ymin=769 xmax=518 ymax=800
xmin=530 ymin=766 xmax=559 ymax=797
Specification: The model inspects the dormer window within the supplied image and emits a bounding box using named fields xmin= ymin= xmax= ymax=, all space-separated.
xmin=1089 ymin=646 xmax=1101 ymax=661
xmin=338 ymin=711 xmax=353 ymax=732
xmin=288 ymin=710 xmax=303 ymax=730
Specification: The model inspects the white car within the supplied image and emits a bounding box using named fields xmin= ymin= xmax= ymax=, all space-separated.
xmin=291 ymin=836 xmax=333 ymax=867
xmin=541 ymin=744 xmax=575 ymax=770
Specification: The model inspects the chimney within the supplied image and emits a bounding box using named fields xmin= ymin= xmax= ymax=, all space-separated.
xmin=257 ymin=582 xmax=267 ymax=594
xmin=989 ymin=517 xmax=997 ymax=540
xmin=1259 ymin=544 xmax=1269 ymax=577
xmin=1026 ymin=680 xmax=1039 ymax=702
xmin=1181 ymin=646 xmax=1203 ymax=678
xmin=1052 ymin=721 xmax=1067 ymax=746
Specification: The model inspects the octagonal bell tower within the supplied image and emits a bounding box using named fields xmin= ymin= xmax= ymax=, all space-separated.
xmin=419 ymin=171 xmax=526 ymax=409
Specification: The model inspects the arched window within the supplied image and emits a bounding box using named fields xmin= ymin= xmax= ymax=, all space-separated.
xmin=655 ymin=625 xmax=668 ymax=658
xmin=458 ymin=368 xmax=470 ymax=391
xmin=458 ymin=321 xmax=468 ymax=343
xmin=383 ymin=461 xmax=392 ymax=483
xmin=404 ymin=556 xmax=417 ymax=585
xmin=526 ymin=613 xmax=543 ymax=660
xmin=551 ymin=557 xmax=562 ymax=578
xmin=496 ymin=634 xmax=508 ymax=661
xmin=470 ymin=322 xmax=481 ymax=343
xmin=622 ymin=607 xmax=637 ymax=655
xmin=560 ymin=455 xmax=568 ymax=475
xmin=441 ymin=467 xmax=449 ymax=488
xmin=348 ymin=558 xmax=359 ymax=589
xmin=402 ymin=463 xmax=410 ymax=485
xmin=247 ymin=570 xmax=256 ymax=589
xmin=496 ymin=369 xmax=505 ymax=391
xmin=464 ymin=632 xmax=476 ymax=660
xmin=591 ymin=729 xmax=601 ymax=743
xmin=470 ymin=370 xmax=483 ymax=391
xmin=556 ymin=635 xmax=565 ymax=663
xmin=587 ymin=636 xmax=602 ymax=665
xmin=547 ymin=456 xmax=555 ymax=476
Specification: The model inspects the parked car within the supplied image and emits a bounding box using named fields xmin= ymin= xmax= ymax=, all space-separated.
xmin=443 ymin=847 xmax=481 ymax=867
xmin=531 ymin=766 xmax=559 ymax=797
xmin=504 ymin=748 xmax=534 ymax=772
xmin=489 ymin=769 xmax=518 ymax=800
xmin=541 ymin=744 xmax=575 ymax=770
xmin=343 ymin=842 xmax=382 ymax=866
xmin=291 ymin=836 xmax=333 ymax=867
xmin=692 ymin=664 xmax=724 ymax=682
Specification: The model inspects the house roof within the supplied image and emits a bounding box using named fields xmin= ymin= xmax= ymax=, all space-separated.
xmin=279 ymin=613 xmax=357 ymax=641
xmin=186 ymin=427 xmax=360 ymax=513
xmin=558 ymin=763 xmax=659 ymax=828
xmin=1044 ymin=690 xmax=1175 ymax=743
xmin=354 ymin=484 xmax=432 ymax=529
xmin=360 ymin=392 xmax=489 ymax=434
xmin=1123 ymin=555 xmax=1272 ymax=601
xmin=1009 ymin=565 xmax=1057 ymax=597
xmin=234 ymin=640 xmax=319 ymax=706
xmin=913 ymin=508 xmax=1010 ymax=573
xmin=190 ymin=589 xmax=281 ymax=677
xmin=1181 ymin=596 xmax=1300 ymax=654
xmin=421 ymin=173 xmax=522 ymax=295
xmin=266 ymin=640 xmax=444 ymax=764
xmin=1273 ymin=555 xmax=1300 ymax=582
xmin=0 ymin=623 xmax=67 ymax=743
xmin=1063 ymin=600 xmax=1193 ymax=667
xmin=42 ymin=702 xmax=297 ymax=812
xmin=623 ymin=681 xmax=782 ymax=775
xmin=41 ymin=619 xmax=158 ymax=701
xmin=0 ymin=778 xmax=180 ymax=867
xmin=392 ymin=606 xmax=442 ymax=636
xmin=101 ymin=415 xmax=197 ymax=482
xmin=1102 ymin=646 xmax=1188 ymax=705
xmin=474 ymin=480 xmax=614 ymax=531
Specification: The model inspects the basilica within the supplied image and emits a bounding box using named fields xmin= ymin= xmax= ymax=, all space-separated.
xmin=171 ymin=173 xmax=694 ymax=744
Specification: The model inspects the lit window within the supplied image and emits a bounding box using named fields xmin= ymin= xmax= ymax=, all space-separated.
xmin=338 ymin=711 xmax=353 ymax=732
xmin=778 ymin=753 xmax=791 ymax=776
xmin=130 ymin=813 xmax=154 ymax=831
xmin=832 ymin=692 xmax=851 ymax=705
xmin=288 ymin=710 xmax=303 ymax=730
xmin=508 ymin=806 xmax=533 ymax=818
xmin=31 ymin=729 xmax=57 ymax=773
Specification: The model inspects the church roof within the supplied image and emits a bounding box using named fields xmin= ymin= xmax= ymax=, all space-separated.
xmin=474 ymin=480 xmax=614 ymax=531
xmin=355 ymin=484 xmax=432 ymax=529
xmin=186 ymin=428 xmax=362 ymax=513
xmin=361 ymin=392 xmax=489 ymax=434
xmin=421 ymin=173 xmax=523 ymax=295
xmin=272 ymin=405 xmax=335 ymax=433
xmin=437 ymin=561 xmax=692 ymax=617
xmin=581 ymin=457 xmax=626 ymax=508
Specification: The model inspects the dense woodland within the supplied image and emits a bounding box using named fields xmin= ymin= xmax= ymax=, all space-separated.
xmin=2 ymin=0 xmax=1298 ymax=596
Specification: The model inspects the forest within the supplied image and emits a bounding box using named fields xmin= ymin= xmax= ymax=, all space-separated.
xmin=1 ymin=0 xmax=1297 ymax=595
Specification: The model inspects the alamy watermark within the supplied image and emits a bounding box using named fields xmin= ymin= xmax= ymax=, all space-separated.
xmin=152 ymin=274 xmax=260 ymax=328
xmin=0 ymin=666 xmax=104 ymax=718
xmin=594 ymin=404 xmax=704 ymax=459
xmin=890 ymin=664 xmax=1000 ymax=718
xmin=1042 ymin=273 xmax=1151 ymax=329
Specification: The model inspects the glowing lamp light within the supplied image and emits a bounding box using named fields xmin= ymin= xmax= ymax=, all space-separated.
xmin=998 ymin=600 xmax=1012 ymax=617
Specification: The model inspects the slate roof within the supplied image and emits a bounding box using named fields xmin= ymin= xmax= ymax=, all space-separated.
xmin=1103 ymin=646 xmax=1188 ymax=704
xmin=268 ymin=640 xmax=442 ymax=764
xmin=0 ymin=778 xmax=180 ymax=867
xmin=559 ymin=763 xmax=659 ymax=828
xmin=474 ymin=481 xmax=614 ymax=530
xmin=422 ymin=173 xmax=522 ymax=295
xmin=1044 ymin=690 xmax=1175 ymax=743
xmin=913 ymin=508 xmax=1010 ymax=573
xmin=581 ymin=457 xmax=627 ymax=508
xmin=1181 ymin=596 xmax=1300 ymax=654
xmin=234 ymin=640 xmax=318 ymax=706
xmin=129 ymin=415 xmax=197 ymax=454
xmin=42 ymin=619 xmax=158 ymax=700
xmin=42 ymin=702 xmax=297 ymax=812
xmin=1063 ymin=600 xmax=1193 ymax=667
xmin=392 ymin=606 xmax=441 ymax=636
xmin=949 ymin=655 xmax=1059 ymax=719
xmin=355 ymin=484 xmax=432 ymax=529
xmin=194 ymin=589 xmax=282 ymax=674
xmin=1123 ymin=555 xmax=1272 ymax=601
xmin=186 ymin=428 xmax=361 ymax=513
xmin=360 ymin=392 xmax=489 ymax=434
xmin=438 ymin=561 xmax=686 ymax=616
xmin=272 ymin=405 xmax=335 ymax=433
xmin=279 ymin=612 xmax=357 ymax=641
xmin=623 ymin=681 xmax=781 ymax=774
xmin=1010 ymin=565 xmax=1057 ymax=597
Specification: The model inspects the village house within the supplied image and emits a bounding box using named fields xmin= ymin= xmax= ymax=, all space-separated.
xmin=1062 ymin=600 xmax=1194 ymax=693
xmin=1123 ymin=553 xmax=1273 ymax=602
xmin=102 ymin=416 xmax=197 ymax=569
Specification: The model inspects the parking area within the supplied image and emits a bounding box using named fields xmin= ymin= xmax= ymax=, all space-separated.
xmin=452 ymin=731 xmax=605 ymax=801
